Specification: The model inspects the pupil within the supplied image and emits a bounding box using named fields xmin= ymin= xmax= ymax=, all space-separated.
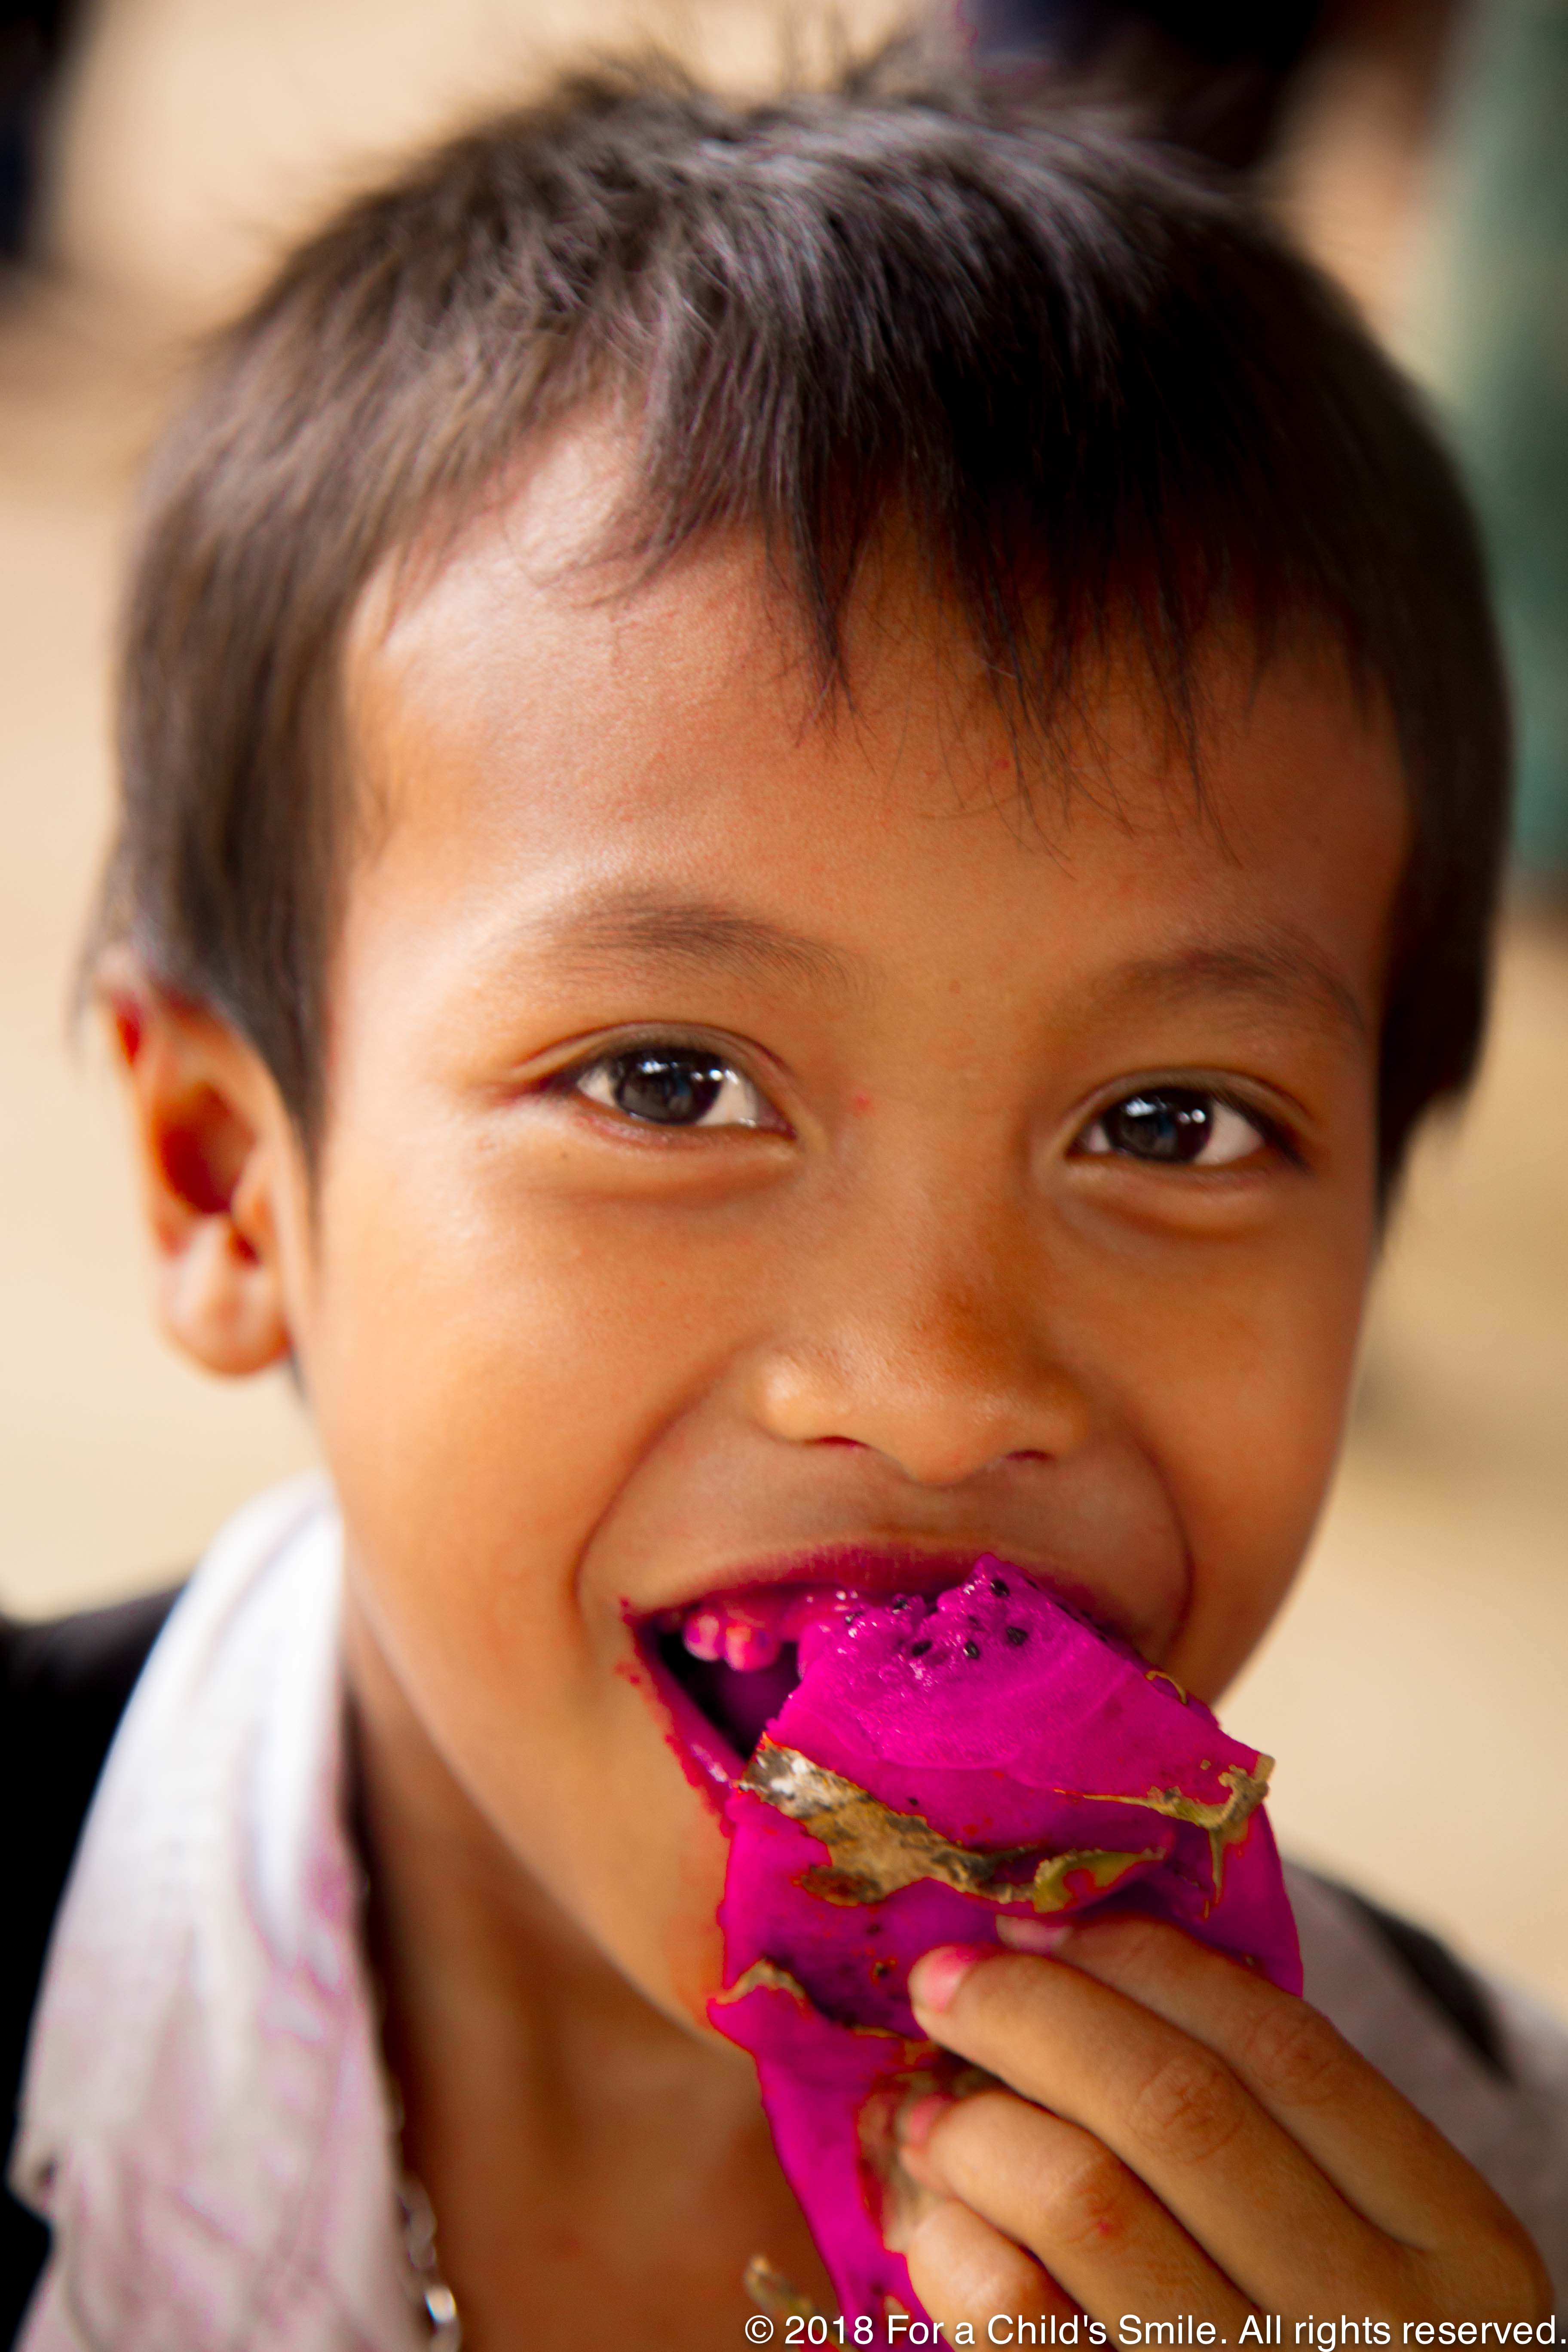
xmin=1106 ymin=1089 xmax=1212 ymax=1163
xmin=613 ymin=1053 xmax=724 ymax=1125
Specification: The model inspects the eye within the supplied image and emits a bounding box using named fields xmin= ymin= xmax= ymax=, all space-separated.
xmin=1077 ymin=1087 xmax=1272 ymax=1168
xmin=570 ymin=1046 xmax=780 ymax=1131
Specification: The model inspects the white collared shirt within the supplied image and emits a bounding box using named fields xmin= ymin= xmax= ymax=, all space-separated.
xmin=11 ymin=1479 xmax=423 ymax=2351
xmin=12 ymin=1480 xmax=1568 ymax=2344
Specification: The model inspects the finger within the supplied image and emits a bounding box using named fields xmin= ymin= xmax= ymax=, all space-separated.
xmin=999 ymin=1914 xmax=1524 ymax=2255
xmin=910 ymin=1943 xmax=1393 ymax=2316
xmin=910 ymin=2086 xmax=1258 ymax=2336
xmin=903 ymin=2192 xmax=1077 ymax=2344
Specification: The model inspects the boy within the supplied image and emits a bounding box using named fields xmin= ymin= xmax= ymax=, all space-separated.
xmin=3 ymin=42 xmax=1561 ymax=2352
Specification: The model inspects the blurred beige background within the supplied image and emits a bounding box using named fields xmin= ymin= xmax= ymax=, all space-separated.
xmin=3 ymin=0 xmax=1565 ymax=2008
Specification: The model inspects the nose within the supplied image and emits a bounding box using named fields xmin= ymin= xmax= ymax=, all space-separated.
xmin=746 ymin=1218 xmax=1093 ymax=1489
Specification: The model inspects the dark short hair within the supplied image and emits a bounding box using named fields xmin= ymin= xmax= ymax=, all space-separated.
xmin=95 ymin=47 xmax=1510 ymax=1186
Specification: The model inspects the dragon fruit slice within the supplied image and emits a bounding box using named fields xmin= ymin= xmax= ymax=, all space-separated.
xmin=709 ymin=1557 xmax=1299 ymax=2337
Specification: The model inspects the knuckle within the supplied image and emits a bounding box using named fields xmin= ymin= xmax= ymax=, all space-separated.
xmin=1126 ymin=2044 xmax=1247 ymax=2165
xmin=1235 ymin=2000 xmax=1349 ymax=2109
xmin=1037 ymin=2133 xmax=1141 ymax=2257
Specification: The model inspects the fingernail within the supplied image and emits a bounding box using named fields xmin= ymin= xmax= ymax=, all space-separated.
xmin=910 ymin=1943 xmax=991 ymax=2015
xmin=997 ymin=1916 xmax=1076 ymax=1956
xmin=897 ymin=2092 xmax=953 ymax=2156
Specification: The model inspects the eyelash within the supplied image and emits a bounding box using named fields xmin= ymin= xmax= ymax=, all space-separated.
xmin=554 ymin=1041 xmax=1298 ymax=1168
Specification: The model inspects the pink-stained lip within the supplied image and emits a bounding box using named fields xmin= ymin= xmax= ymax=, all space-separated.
xmin=630 ymin=1540 xmax=1141 ymax=1651
xmin=635 ymin=1541 xmax=1093 ymax=1625
xmin=634 ymin=1626 xmax=745 ymax=1806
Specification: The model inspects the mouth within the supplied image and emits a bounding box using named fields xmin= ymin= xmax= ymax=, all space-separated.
xmin=633 ymin=1546 xmax=1064 ymax=1792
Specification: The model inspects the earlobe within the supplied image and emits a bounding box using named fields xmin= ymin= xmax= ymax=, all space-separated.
xmin=101 ymin=958 xmax=300 ymax=1377
xmin=156 ymin=1207 xmax=290 ymax=1374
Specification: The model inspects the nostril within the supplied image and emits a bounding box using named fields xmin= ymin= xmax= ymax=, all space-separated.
xmin=812 ymin=1436 xmax=866 ymax=1449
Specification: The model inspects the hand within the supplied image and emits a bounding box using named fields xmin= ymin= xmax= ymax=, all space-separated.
xmin=898 ymin=1916 xmax=1550 ymax=2340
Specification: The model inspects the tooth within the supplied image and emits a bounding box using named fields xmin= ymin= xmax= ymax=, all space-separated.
xmin=725 ymin=1619 xmax=783 ymax=1672
xmin=780 ymin=1591 xmax=840 ymax=1645
xmin=683 ymin=1608 xmax=724 ymax=1663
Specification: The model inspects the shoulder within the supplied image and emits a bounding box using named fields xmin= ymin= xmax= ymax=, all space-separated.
xmin=6 ymin=1487 xmax=416 ymax=2352
xmin=1288 ymin=1862 xmax=1568 ymax=2304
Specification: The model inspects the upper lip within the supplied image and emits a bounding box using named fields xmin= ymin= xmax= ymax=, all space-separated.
xmin=628 ymin=1539 xmax=1140 ymax=1646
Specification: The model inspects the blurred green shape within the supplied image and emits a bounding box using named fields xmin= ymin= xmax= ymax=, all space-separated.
xmin=1437 ymin=0 xmax=1568 ymax=879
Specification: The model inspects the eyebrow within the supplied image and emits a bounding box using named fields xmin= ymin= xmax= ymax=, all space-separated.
xmin=514 ymin=895 xmax=1366 ymax=1038
xmin=527 ymin=892 xmax=861 ymax=996
xmin=1100 ymin=940 xmax=1369 ymax=1040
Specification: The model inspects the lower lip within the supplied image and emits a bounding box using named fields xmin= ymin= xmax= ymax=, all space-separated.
xmin=636 ymin=1625 xmax=745 ymax=1808
xmin=633 ymin=1585 xmax=866 ymax=1804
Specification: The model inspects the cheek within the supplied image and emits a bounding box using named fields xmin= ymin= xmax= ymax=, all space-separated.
xmin=306 ymin=1126 xmax=719 ymax=1632
xmin=295 ymin=1115 xmax=748 ymax=2017
xmin=1131 ymin=1214 xmax=1376 ymax=1699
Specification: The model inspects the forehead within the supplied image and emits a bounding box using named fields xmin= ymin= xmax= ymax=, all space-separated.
xmin=340 ymin=433 xmax=1408 ymax=1032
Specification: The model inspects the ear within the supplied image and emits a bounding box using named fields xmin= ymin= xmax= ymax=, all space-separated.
xmin=100 ymin=955 xmax=302 ymax=1377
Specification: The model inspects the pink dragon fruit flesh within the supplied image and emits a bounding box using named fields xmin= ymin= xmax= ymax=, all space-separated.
xmin=707 ymin=1557 xmax=1300 ymax=2338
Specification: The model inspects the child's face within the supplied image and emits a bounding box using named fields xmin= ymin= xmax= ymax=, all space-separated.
xmin=279 ymin=432 xmax=1404 ymax=2028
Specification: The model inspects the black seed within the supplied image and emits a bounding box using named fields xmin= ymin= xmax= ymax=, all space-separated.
xmin=910 ymin=1639 xmax=931 ymax=1657
xmin=963 ymin=1639 xmax=981 ymax=1659
xmin=889 ymin=1597 xmax=909 ymax=1612
xmin=1004 ymin=1625 xmax=1028 ymax=1647
xmin=967 ymin=1613 xmax=982 ymax=1627
xmin=991 ymin=1577 xmax=1010 ymax=1595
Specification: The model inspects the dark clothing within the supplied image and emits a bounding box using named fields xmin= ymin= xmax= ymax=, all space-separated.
xmin=1 ymin=1589 xmax=180 ymax=2346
